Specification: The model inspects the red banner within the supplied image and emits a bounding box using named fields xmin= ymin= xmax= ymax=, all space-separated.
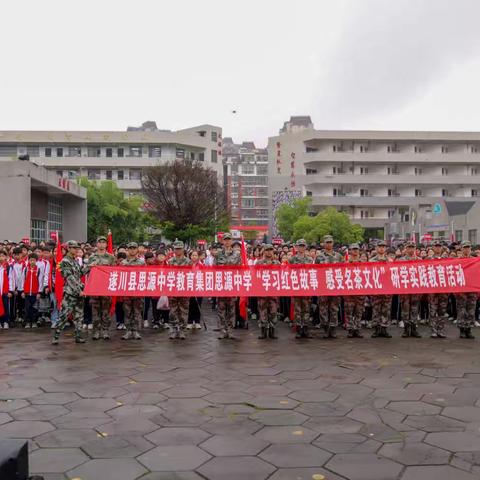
xmin=83 ymin=258 xmax=480 ymax=297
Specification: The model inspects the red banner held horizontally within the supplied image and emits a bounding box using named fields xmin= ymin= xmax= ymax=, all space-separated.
xmin=83 ymin=258 xmax=480 ymax=297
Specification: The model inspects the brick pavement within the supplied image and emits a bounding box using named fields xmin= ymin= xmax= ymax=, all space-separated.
xmin=1 ymin=308 xmax=480 ymax=479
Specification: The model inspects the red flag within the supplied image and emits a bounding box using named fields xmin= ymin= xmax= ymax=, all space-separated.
xmin=239 ymin=236 xmax=248 ymax=320
xmin=55 ymin=232 xmax=64 ymax=308
xmin=290 ymin=244 xmax=296 ymax=328
xmin=107 ymin=231 xmax=116 ymax=316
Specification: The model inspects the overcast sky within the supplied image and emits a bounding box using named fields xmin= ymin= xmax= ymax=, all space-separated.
xmin=2 ymin=0 xmax=480 ymax=146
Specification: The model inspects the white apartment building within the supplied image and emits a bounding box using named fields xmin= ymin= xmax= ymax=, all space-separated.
xmin=0 ymin=121 xmax=223 ymax=197
xmin=268 ymin=116 xmax=480 ymax=243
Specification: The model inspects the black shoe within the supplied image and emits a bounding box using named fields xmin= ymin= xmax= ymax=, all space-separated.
xmin=381 ymin=327 xmax=392 ymax=338
xmin=328 ymin=326 xmax=337 ymax=339
xmin=258 ymin=327 xmax=268 ymax=340
xmin=268 ymin=327 xmax=278 ymax=339
xmin=437 ymin=332 xmax=447 ymax=339
xmin=465 ymin=328 xmax=475 ymax=339
xmin=347 ymin=329 xmax=355 ymax=338
xmin=371 ymin=326 xmax=380 ymax=338
xmin=459 ymin=327 xmax=467 ymax=338
xmin=410 ymin=325 xmax=422 ymax=338
xmin=353 ymin=329 xmax=363 ymax=338
xmin=304 ymin=326 xmax=314 ymax=339
xmin=402 ymin=325 xmax=410 ymax=338
xmin=295 ymin=326 xmax=304 ymax=339
xmin=75 ymin=337 xmax=86 ymax=344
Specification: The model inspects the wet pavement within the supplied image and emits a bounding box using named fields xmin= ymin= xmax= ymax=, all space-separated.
xmin=1 ymin=310 xmax=480 ymax=479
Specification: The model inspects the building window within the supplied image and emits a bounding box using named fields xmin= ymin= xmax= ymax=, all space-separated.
xmin=360 ymin=189 xmax=369 ymax=197
xmin=471 ymin=146 xmax=478 ymax=153
xmin=242 ymin=164 xmax=255 ymax=174
xmin=414 ymin=167 xmax=423 ymax=175
xmin=332 ymin=166 xmax=344 ymax=174
xmin=415 ymin=189 xmax=422 ymax=197
xmin=31 ymin=219 xmax=47 ymax=243
xmin=442 ymin=167 xmax=448 ymax=175
xmin=48 ymin=197 xmax=63 ymax=236
xmin=211 ymin=131 xmax=218 ymax=142
xmin=129 ymin=169 xmax=142 ymax=180
xmin=471 ymin=168 xmax=478 ymax=175
xmin=117 ymin=170 xmax=124 ymax=180
xmin=149 ymin=146 xmax=162 ymax=158
xmin=442 ymin=189 xmax=448 ymax=197
xmin=360 ymin=210 xmax=369 ymax=219
xmin=359 ymin=145 xmax=367 ymax=153
xmin=441 ymin=146 xmax=448 ymax=153
xmin=472 ymin=189 xmax=478 ymax=197
xmin=56 ymin=170 xmax=63 ymax=177
xmin=414 ymin=146 xmax=422 ymax=153
xmin=106 ymin=170 xmax=112 ymax=180
xmin=211 ymin=150 xmax=218 ymax=163
xmin=469 ymin=229 xmax=477 ymax=245
xmin=456 ymin=230 xmax=463 ymax=242
xmin=388 ymin=209 xmax=396 ymax=219
xmin=333 ymin=188 xmax=340 ymax=196
xmin=387 ymin=144 xmax=398 ymax=153
xmin=67 ymin=170 xmax=78 ymax=179
xmin=88 ymin=146 xmax=101 ymax=157
xmin=388 ymin=189 xmax=398 ymax=197
xmin=306 ymin=191 xmax=312 ymax=196
xmin=198 ymin=130 xmax=206 ymax=137
xmin=199 ymin=152 xmax=205 ymax=162
xmin=106 ymin=148 xmax=113 ymax=158
xmin=306 ymin=168 xmax=317 ymax=175
xmin=257 ymin=165 xmax=268 ymax=175
xmin=87 ymin=169 xmax=101 ymax=180
xmin=360 ymin=167 xmax=368 ymax=175
xmin=117 ymin=147 xmax=124 ymax=157
xmin=176 ymin=148 xmax=185 ymax=159
xmin=68 ymin=146 xmax=81 ymax=157
xmin=241 ymin=198 xmax=255 ymax=208
xmin=129 ymin=146 xmax=142 ymax=157
xmin=56 ymin=147 xmax=63 ymax=157
xmin=45 ymin=147 xmax=52 ymax=157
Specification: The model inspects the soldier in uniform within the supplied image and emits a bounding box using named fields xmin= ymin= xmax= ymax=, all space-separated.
xmin=399 ymin=241 xmax=421 ymax=338
xmin=256 ymin=244 xmax=280 ymax=340
xmin=215 ymin=233 xmax=241 ymax=339
xmin=343 ymin=243 xmax=364 ymax=338
xmin=457 ymin=240 xmax=476 ymax=339
xmin=87 ymin=236 xmax=115 ymax=340
xmin=52 ymin=240 xmax=86 ymax=345
xmin=369 ymin=240 xmax=392 ymax=338
xmin=289 ymin=239 xmax=314 ymax=339
xmin=167 ymin=240 xmax=192 ymax=340
xmin=428 ymin=240 xmax=447 ymax=338
xmin=122 ymin=242 xmax=144 ymax=340
xmin=316 ymin=235 xmax=344 ymax=339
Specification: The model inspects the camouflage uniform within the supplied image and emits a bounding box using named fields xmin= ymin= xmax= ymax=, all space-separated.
xmin=215 ymin=246 xmax=241 ymax=338
xmin=122 ymin=256 xmax=145 ymax=337
xmin=52 ymin=244 xmax=86 ymax=344
xmin=316 ymin=249 xmax=344 ymax=338
xmin=86 ymin=251 xmax=115 ymax=339
xmin=256 ymin=254 xmax=280 ymax=339
xmin=289 ymin=248 xmax=314 ymax=338
xmin=399 ymin=252 xmax=421 ymax=338
xmin=343 ymin=247 xmax=364 ymax=337
xmin=457 ymin=245 xmax=476 ymax=338
xmin=168 ymin=253 xmax=192 ymax=339
xmin=369 ymin=252 xmax=392 ymax=338
xmin=428 ymin=253 xmax=448 ymax=338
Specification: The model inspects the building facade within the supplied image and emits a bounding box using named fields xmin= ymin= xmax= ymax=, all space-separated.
xmin=222 ymin=138 xmax=269 ymax=231
xmin=0 ymin=121 xmax=223 ymax=197
xmin=268 ymin=116 xmax=480 ymax=243
xmin=0 ymin=162 xmax=87 ymax=242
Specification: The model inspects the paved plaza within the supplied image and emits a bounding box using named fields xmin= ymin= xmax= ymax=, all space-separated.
xmin=2 ymin=310 xmax=480 ymax=479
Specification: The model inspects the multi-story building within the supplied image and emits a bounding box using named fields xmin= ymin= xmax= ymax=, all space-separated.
xmin=222 ymin=138 xmax=269 ymax=233
xmin=0 ymin=121 xmax=223 ymax=197
xmin=268 ymin=116 xmax=480 ymax=243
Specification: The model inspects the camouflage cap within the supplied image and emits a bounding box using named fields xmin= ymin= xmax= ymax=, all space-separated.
xmin=405 ymin=241 xmax=415 ymax=248
xmin=66 ymin=240 xmax=80 ymax=249
xmin=462 ymin=240 xmax=472 ymax=247
xmin=349 ymin=243 xmax=360 ymax=250
xmin=173 ymin=240 xmax=184 ymax=249
xmin=433 ymin=240 xmax=442 ymax=246
xmin=126 ymin=242 xmax=138 ymax=248
xmin=264 ymin=244 xmax=274 ymax=250
xmin=296 ymin=238 xmax=307 ymax=247
xmin=96 ymin=236 xmax=107 ymax=243
xmin=223 ymin=233 xmax=232 ymax=240
xmin=323 ymin=235 xmax=334 ymax=242
xmin=377 ymin=240 xmax=387 ymax=247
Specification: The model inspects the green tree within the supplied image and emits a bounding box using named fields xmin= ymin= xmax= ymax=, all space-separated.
xmin=276 ymin=197 xmax=312 ymax=240
xmin=79 ymin=178 xmax=156 ymax=243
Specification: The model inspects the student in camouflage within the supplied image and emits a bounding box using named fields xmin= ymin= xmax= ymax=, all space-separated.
xmin=290 ymin=239 xmax=314 ymax=339
xmin=52 ymin=240 xmax=86 ymax=345
xmin=428 ymin=240 xmax=448 ymax=338
xmin=343 ymin=243 xmax=364 ymax=338
xmin=215 ymin=233 xmax=241 ymax=339
xmin=87 ymin=236 xmax=116 ymax=340
xmin=316 ymin=234 xmax=344 ymax=339
xmin=256 ymin=244 xmax=280 ymax=340
xmin=399 ymin=242 xmax=421 ymax=338
xmin=369 ymin=240 xmax=392 ymax=338
xmin=167 ymin=240 xmax=192 ymax=340
xmin=121 ymin=242 xmax=145 ymax=340
xmin=457 ymin=241 xmax=476 ymax=339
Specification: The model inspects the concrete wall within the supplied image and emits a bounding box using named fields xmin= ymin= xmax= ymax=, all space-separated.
xmin=62 ymin=195 xmax=87 ymax=242
xmin=0 ymin=175 xmax=31 ymax=240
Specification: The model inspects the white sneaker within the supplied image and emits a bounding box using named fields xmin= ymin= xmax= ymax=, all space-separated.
xmin=32 ymin=323 xmax=38 ymax=328
xmin=153 ymin=324 xmax=159 ymax=329
xmin=2 ymin=322 xmax=8 ymax=329
xmin=195 ymin=323 xmax=202 ymax=330
xmin=475 ymin=321 xmax=480 ymax=328
xmin=398 ymin=321 xmax=404 ymax=328
xmin=24 ymin=324 xmax=31 ymax=329
xmin=143 ymin=320 xmax=149 ymax=328
xmin=186 ymin=324 xmax=193 ymax=330
xmin=82 ymin=324 xmax=87 ymax=330
xmin=88 ymin=324 xmax=93 ymax=330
